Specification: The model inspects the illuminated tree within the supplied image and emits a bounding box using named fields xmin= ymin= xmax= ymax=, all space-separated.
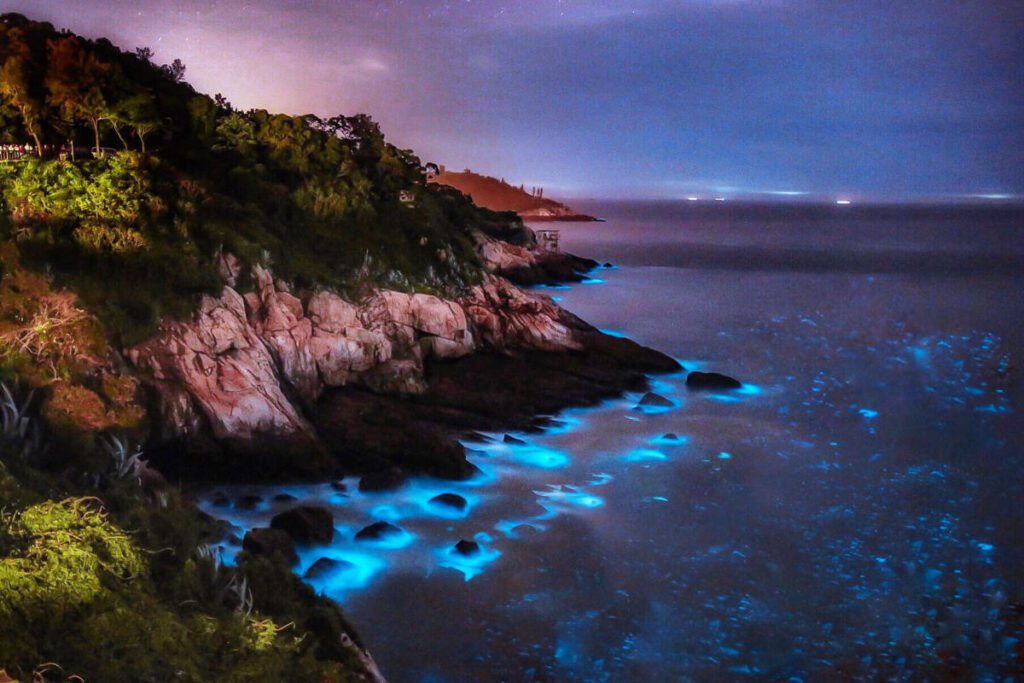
xmin=0 ymin=29 xmax=45 ymax=156
xmin=45 ymin=35 xmax=114 ymax=155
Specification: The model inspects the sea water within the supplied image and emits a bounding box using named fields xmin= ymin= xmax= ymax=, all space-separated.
xmin=201 ymin=200 xmax=1023 ymax=681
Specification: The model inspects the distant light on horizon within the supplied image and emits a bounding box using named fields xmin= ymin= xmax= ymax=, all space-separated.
xmin=836 ymin=199 xmax=852 ymax=205
xmin=686 ymin=196 xmax=699 ymax=201
xmin=714 ymin=197 xmax=726 ymax=202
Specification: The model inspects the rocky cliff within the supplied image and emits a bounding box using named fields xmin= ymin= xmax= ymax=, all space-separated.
xmin=126 ymin=248 xmax=644 ymax=481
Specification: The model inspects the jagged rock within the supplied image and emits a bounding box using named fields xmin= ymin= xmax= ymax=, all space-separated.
xmin=503 ymin=434 xmax=527 ymax=445
xmin=304 ymin=556 xmax=356 ymax=579
xmin=636 ymin=392 xmax=673 ymax=408
xmin=242 ymin=527 xmax=298 ymax=565
xmin=461 ymin=275 xmax=582 ymax=352
xmin=270 ymin=506 xmax=334 ymax=544
xmin=127 ymin=287 xmax=318 ymax=450
xmin=686 ymin=371 xmax=742 ymax=390
xmin=429 ymin=493 xmax=467 ymax=510
xmin=235 ymin=494 xmax=262 ymax=510
xmin=453 ymin=539 xmax=480 ymax=556
xmin=354 ymin=521 xmax=402 ymax=541
xmin=358 ymin=468 xmax=408 ymax=492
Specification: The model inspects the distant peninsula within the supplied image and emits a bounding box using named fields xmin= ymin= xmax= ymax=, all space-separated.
xmin=429 ymin=168 xmax=597 ymax=221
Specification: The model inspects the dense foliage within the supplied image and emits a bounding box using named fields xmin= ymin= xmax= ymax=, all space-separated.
xmin=0 ymin=12 xmax=520 ymax=680
xmin=0 ymin=12 xmax=510 ymax=344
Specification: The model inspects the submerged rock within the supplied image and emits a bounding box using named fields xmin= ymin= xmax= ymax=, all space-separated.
xmin=636 ymin=392 xmax=673 ymax=408
xmin=303 ymin=557 xmax=356 ymax=579
xmin=358 ymin=468 xmax=408 ymax=492
xmin=662 ymin=433 xmax=680 ymax=441
xmin=270 ymin=506 xmax=334 ymax=544
xmin=686 ymin=371 xmax=742 ymax=390
xmin=355 ymin=521 xmax=402 ymax=541
xmin=429 ymin=493 xmax=467 ymax=510
xmin=454 ymin=539 xmax=480 ymax=556
xmin=242 ymin=527 xmax=298 ymax=565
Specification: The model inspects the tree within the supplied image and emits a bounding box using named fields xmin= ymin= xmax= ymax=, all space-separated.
xmin=45 ymin=35 xmax=113 ymax=155
xmin=0 ymin=29 xmax=45 ymax=156
xmin=113 ymin=93 xmax=160 ymax=152
xmin=162 ymin=58 xmax=185 ymax=83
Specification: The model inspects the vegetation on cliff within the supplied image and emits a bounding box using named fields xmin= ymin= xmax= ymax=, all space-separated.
xmin=0 ymin=11 xmax=535 ymax=680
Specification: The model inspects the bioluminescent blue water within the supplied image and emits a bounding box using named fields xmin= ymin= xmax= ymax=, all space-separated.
xmin=201 ymin=201 xmax=1024 ymax=681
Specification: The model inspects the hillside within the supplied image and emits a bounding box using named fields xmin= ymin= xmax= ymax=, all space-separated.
xmin=0 ymin=12 xmax=509 ymax=680
xmin=429 ymin=169 xmax=596 ymax=221
xmin=0 ymin=13 xmax=671 ymax=682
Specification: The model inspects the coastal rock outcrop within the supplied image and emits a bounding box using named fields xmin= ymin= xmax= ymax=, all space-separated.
xmin=270 ymin=506 xmax=335 ymax=544
xmin=686 ymin=371 xmax=742 ymax=390
xmin=129 ymin=258 xmax=591 ymax=471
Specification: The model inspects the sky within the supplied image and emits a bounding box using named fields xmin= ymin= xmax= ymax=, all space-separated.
xmin=6 ymin=0 xmax=1023 ymax=200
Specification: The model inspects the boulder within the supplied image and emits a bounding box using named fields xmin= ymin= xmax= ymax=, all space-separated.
xmin=270 ymin=506 xmax=334 ymax=544
xmin=355 ymin=521 xmax=402 ymax=541
xmin=636 ymin=392 xmax=673 ymax=408
xmin=429 ymin=493 xmax=467 ymax=511
xmin=453 ymin=539 xmax=480 ymax=556
xmin=303 ymin=556 xmax=356 ymax=580
xmin=242 ymin=527 xmax=298 ymax=565
xmin=686 ymin=371 xmax=742 ymax=390
xmin=662 ymin=433 xmax=680 ymax=441
xmin=329 ymin=480 xmax=347 ymax=492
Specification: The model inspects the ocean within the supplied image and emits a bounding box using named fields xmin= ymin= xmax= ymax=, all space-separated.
xmin=202 ymin=200 xmax=1024 ymax=681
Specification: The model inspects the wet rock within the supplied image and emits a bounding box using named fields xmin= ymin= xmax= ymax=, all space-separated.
xmin=662 ymin=433 xmax=680 ymax=441
xmin=603 ymin=262 xmax=613 ymax=268
xmin=242 ymin=527 xmax=298 ymax=565
xmin=273 ymin=493 xmax=298 ymax=503
xmin=304 ymin=556 xmax=356 ymax=579
xmin=636 ymin=392 xmax=673 ymax=408
xmin=270 ymin=506 xmax=334 ymax=544
xmin=685 ymin=371 xmax=742 ymax=390
xmin=454 ymin=539 xmax=480 ymax=556
xmin=503 ymin=434 xmax=527 ymax=445
xmin=462 ymin=431 xmax=493 ymax=443
xmin=355 ymin=521 xmax=402 ymax=541
xmin=329 ymin=480 xmax=347 ymax=492
xmin=429 ymin=493 xmax=467 ymax=511
xmin=235 ymin=494 xmax=263 ymax=510
xmin=358 ymin=468 xmax=408 ymax=492
xmin=227 ymin=534 xmax=242 ymax=546
xmin=210 ymin=491 xmax=230 ymax=507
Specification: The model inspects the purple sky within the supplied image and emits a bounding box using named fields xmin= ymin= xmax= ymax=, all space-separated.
xmin=8 ymin=0 xmax=1023 ymax=200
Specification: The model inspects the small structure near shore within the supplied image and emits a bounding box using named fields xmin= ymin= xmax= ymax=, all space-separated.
xmin=535 ymin=229 xmax=560 ymax=253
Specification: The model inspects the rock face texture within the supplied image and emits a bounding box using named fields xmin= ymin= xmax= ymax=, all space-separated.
xmin=127 ymin=258 xmax=592 ymax=478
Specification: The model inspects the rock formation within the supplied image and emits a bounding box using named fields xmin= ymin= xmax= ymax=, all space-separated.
xmin=127 ymin=256 xmax=592 ymax=475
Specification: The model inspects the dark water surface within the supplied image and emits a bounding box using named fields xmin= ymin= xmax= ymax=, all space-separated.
xmin=203 ymin=201 xmax=1024 ymax=681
